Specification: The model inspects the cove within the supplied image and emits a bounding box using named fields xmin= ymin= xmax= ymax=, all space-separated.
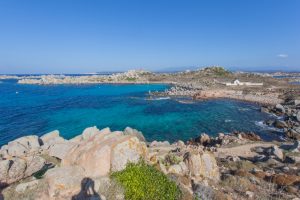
xmin=0 ymin=79 xmax=282 ymax=146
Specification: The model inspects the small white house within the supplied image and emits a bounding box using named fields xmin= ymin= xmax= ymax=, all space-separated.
xmin=225 ymin=79 xmax=263 ymax=86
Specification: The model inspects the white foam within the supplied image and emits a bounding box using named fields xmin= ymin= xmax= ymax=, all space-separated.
xmin=255 ymin=121 xmax=284 ymax=132
xmin=177 ymin=100 xmax=195 ymax=104
xmin=146 ymin=97 xmax=171 ymax=101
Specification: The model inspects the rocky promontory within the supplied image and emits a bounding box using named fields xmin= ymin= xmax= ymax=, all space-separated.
xmin=1 ymin=126 xmax=299 ymax=200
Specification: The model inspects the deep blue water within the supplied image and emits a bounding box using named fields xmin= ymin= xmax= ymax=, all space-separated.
xmin=0 ymin=79 xmax=282 ymax=146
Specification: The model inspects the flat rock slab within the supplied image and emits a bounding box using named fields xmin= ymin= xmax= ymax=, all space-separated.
xmin=215 ymin=143 xmax=274 ymax=159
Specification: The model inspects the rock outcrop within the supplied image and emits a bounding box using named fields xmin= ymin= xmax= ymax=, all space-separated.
xmin=6 ymin=135 xmax=41 ymax=157
xmin=0 ymin=156 xmax=45 ymax=185
xmin=62 ymin=128 xmax=148 ymax=177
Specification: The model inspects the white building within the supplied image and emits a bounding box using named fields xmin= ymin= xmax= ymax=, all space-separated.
xmin=225 ymin=79 xmax=263 ymax=86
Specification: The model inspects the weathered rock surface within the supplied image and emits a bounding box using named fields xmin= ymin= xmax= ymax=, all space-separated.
xmin=24 ymin=156 xmax=46 ymax=177
xmin=275 ymin=104 xmax=285 ymax=113
xmin=45 ymin=166 xmax=85 ymax=198
xmin=41 ymin=130 xmax=65 ymax=150
xmin=15 ymin=179 xmax=39 ymax=193
xmin=0 ymin=160 xmax=11 ymax=183
xmin=271 ymin=174 xmax=300 ymax=186
xmin=0 ymin=156 xmax=45 ymax=185
xmin=269 ymin=146 xmax=284 ymax=161
xmin=7 ymin=135 xmax=41 ymax=157
xmin=62 ymin=127 xmax=148 ymax=177
xmin=111 ymin=136 xmax=148 ymax=172
xmin=194 ymin=133 xmax=211 ymax=146
xmin=184 ymin=151 xmax=219 ymax=181
xmin=48 ymin=142 xmax=77 ymax=160
xmin=274 ymin=120 xmax=287 ymax=129
xmin=124 ymin=127 xmax=146 ymax=142
xmin=168 ymin=162 xmax=188 ymax=175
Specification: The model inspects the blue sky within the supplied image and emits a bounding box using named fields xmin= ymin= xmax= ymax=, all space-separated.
xmin=0 ymin=0 xmax=299 ymax=73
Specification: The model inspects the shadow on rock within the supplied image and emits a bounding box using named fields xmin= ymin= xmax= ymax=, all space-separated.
xmin=72 ymin=178 xmax=101 ymax=200
xmin=0 ymin=182 xmax=8 ymax=200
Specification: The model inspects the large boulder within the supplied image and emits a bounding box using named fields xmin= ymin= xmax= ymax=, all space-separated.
xmin=291 ymin=140 xmax=300 ymax=152
xmin=124 ymin=127 xmax=146 ymax=142
xmin=0 ymin=156 xmax=45 ymax=185
xmin=270 ymin=146 xmax=284 ymax=161
xmin=184 ymin=151 xmax=219 ymax=181
xmin=149 ymin=140 xmax=170 ymax=147
xmin=24 ymin=156 xmax=46 ymax=177
xmin=15 ymin=179 xmax=39 ymax=193
xmin=111 ymin=136 xmax=148 ymax=172
xmin=0 ymin=145 xmax=9 ymax=159
xmin=81 ymin=126 xmax=101 ymax=140
xmin=274 ymin=120 xmax=287 ymax=129
xmin=69 ymin=127 xmax=111 ymax=143
xmin=62 ymin=128 xmax=148 ymax=177
xmin=7 ymin=135 xmax=41 ymax=157
xmin=41 ymin=130 xmax=65 ymax=150
xmin=45 ymin=166 xmax=85 ymax=199
xmin=41 ymin=130 xmax=60 ymax=142
xmin=275 ymin=104 xmax=285 ymax=113
xmin=48 ymin=142 xmax=77 ymax=160
xmin=7 ymin=158 xmax=27 ymax=184
xmin=0 ymin=160 xmax=11 ymax=184
xmin=168 ymin=162 xmax=188 ymax=175
xmin=62 ymin=129 xmax=120 ymax=177
xmin=194 ymin=133 xmax=211 ymax=146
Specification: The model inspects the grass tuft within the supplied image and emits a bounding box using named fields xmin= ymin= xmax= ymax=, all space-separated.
xmin=111 ymin=162 xmax=181 ymax=200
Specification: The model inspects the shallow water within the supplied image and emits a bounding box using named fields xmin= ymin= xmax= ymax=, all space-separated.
xmin=0 ymin=79 xmax=282 ymax=146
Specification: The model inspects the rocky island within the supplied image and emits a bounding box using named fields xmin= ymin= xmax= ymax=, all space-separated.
xmin=17 ymin=67 xmax=300 ymax=106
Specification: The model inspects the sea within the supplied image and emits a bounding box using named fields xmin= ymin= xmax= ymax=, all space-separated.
xmin=0 ymin=78 xmax=284 ymax=146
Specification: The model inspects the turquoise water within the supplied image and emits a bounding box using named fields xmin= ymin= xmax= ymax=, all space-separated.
xmin=0 ymin=79 xmax=281 ymax=146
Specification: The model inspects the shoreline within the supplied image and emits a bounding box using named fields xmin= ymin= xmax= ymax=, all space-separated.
xmin=1 ymin=126 xmax=299 ymax=199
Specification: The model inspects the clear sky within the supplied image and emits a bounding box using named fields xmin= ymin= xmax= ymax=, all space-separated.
xmin=0 ymin=0 xmax=299 ymax=74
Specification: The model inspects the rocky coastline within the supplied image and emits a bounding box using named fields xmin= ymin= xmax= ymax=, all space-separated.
xmin=1 ymin=67 xmax=300 ymax=199
xmin=15 ymin=67 xmax=300 ymax=107
xmin=0 ymin=126 xmax=300 ymax=200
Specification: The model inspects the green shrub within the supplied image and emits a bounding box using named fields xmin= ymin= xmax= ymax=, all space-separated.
xmin=125 ymin=77 xmax=137 ymax=81
xmin=111 ymin=162 xmax=181 ymax=200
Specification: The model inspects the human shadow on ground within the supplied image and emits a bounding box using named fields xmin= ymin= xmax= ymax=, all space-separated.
xmin=72 ymin=177 xmax=101 ymax=200
xmin=0 ymin=182 xmax=7 ymax=200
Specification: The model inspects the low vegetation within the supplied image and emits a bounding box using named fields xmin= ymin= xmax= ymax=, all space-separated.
xmin=111 ymin=162 xmax=181 ymax=200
